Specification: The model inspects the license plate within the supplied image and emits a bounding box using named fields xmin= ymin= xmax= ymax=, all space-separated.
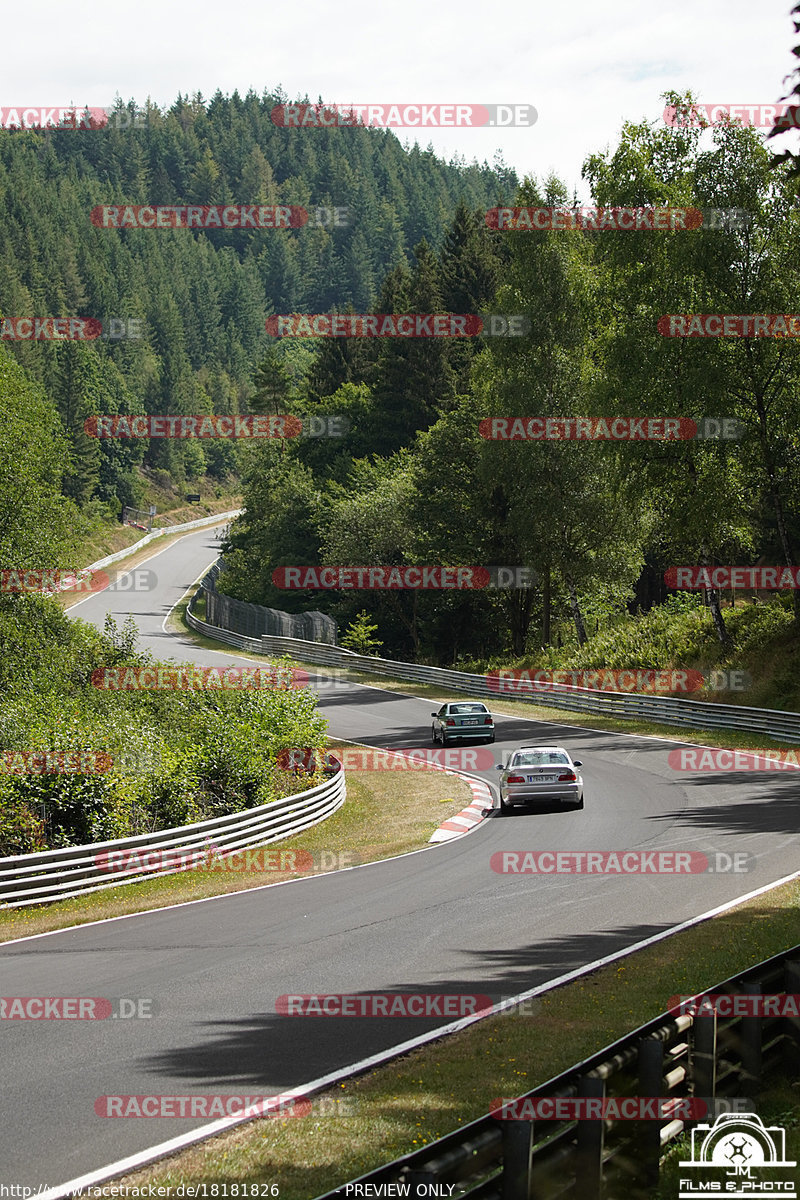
xmin=531 ymin=774 xmax=557 ymax=783
xmin=464 ymin=719 xmax=479 ymax=726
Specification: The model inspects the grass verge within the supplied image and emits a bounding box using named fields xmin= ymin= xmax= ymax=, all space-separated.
xmin=0 ymin=739 xmax=473 ymax=945
xmin=45 ymin=587 xmax=798 ymax=1197
xmin=174 ymin=599 xmax=800 ymax=757
xmin=86 ymin=876 xmax=800 ymax=1199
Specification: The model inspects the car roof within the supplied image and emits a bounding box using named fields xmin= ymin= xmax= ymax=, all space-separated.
xmin=514 ymin=745 xmax=570 ymax=753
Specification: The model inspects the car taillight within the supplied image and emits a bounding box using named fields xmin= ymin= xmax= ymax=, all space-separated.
xmin=558 ymin=771 xmax=577 ymax=782
xmin=484 ymin=716 xmax=493 ymax=724
xmin=507 ymin=774 xmax=525 ymax=783
xmin=445 ymin=718 xmax=455 ymax=726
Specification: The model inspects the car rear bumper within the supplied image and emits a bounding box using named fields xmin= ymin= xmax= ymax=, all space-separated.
xmin=444 ymin=728 xmax=494 ymax=739
xmin=502 ymin=785 xmax=582 ymax=803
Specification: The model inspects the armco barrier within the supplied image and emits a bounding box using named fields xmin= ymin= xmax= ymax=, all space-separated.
xmin=187 ymin=570 xmax=800 ymax=743
xmin=0 ymin=765 xmax=345 ymax=909
xmin=316 ymin=947 xmax=800 ymax=1199
xmin=69 ymin=508 xmax=242 ymax=582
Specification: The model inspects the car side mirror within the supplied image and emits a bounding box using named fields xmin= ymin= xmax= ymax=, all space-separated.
xmin=431 ymin=712 xmax=438 ymax=717
xmin=573 ymin=760 xmax=582 ymax=767
xmin=495 ymin=763 xmax=504 ymax=770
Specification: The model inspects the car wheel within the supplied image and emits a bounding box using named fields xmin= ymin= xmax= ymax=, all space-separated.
xmin=574 ymin=794 xmax=584 ymax=809
xmin=431 ymin=725 xmax=439 ymax=744
xmin=487 ymin=733 xmax=495 ymax=743
xmin=498 ymin=794 xmax=509 ymax=814
xmin=441 ymin=734 xmax=450 ymax=746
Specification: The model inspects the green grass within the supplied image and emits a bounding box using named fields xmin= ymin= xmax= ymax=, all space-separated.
xmin=454 ymin=595 xmax=800 ymax=712
xmin=56 ymin=579 xmax=799 ymax=1197
xmin=174 ymin=600 xmax=800 ymax=757
xmin=95 ymin=878 xmax=800 ymax=1200
xmin=0 ymin=738 xmax=472 ymax=944
xmin=656 ymin=1084 xmax=800 ymax=1198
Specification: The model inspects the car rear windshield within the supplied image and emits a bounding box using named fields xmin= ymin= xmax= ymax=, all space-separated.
xmin=450 ymin=704 xmax=487 ymax=714
xmin=513 ymin=751 xmax=569 ymax=766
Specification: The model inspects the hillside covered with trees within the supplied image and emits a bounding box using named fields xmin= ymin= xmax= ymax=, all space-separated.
xmin=0 ymin=89 xmax=515 ymax=521
xmin=219 ymin=92 xmax=800 ymax=673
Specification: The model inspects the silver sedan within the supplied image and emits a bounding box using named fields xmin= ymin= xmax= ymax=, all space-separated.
xmin=496 ymin=746 xmax=583 ymax=813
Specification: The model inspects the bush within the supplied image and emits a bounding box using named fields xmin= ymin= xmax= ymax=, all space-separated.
xmin=0 ymin=591 xmax=330 ymax=855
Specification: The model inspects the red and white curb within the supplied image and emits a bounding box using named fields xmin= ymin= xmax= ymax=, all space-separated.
xmin=429 ymin=775 xmax=494 ymax=842
xmin=347 ymin=745 xmax=494 ymax=843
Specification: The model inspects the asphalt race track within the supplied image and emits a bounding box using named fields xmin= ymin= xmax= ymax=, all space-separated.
xmin=2 ymin=526 xmax=799 ymax=1190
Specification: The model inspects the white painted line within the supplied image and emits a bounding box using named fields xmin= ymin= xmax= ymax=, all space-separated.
xmin=0 ymin=749 xmax=492 ymax=949
xmin=65 ymin=521 xmax=232 ymax=613
xmin=36 ymin=862 xmax=800 ymax=1199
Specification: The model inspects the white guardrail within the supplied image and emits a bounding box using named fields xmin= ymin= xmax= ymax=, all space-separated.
xmin=186 ymin=577 xmax=800 ymax=743
xmin=0 ymin=511 xmax=344 ymax=912
xmin=76 ymin=507 xmax=242 ymax=577
xmin=0 ymin=767 xmax=346 ymax=909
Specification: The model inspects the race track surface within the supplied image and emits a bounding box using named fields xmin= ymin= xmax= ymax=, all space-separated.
xmin=2 ymin=527 xmax=797 ymax=1190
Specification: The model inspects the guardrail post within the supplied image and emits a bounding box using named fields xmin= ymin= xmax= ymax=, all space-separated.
xmin=740 ymin=981 xmax=762 ymax=1096
xmin=784 ymin=959 xmax=800 ymax=1075
xmin=406 ymin=1167 xmax=438 ymax=1189
xmin=501 ymin=1119 xmax=534 ymax=1199
xmin=633 ymin=1037 xmax=664 ymax=1188
xmin=575 ymin=1074 xmax=605 ymax=1199
xmin=692 ymin=1010 xmax=717 ymax=1121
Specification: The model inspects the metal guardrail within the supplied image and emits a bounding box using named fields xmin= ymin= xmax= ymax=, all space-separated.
xmin=187 ymin=570 xmax=800 ymax=743
xmin=77 ymin=509 xmax=242 ymax=578
xmin=316 ymin=947 xmax=800 ymax=1199
xmin=0 ymin=765 xmax=346 ymax=909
